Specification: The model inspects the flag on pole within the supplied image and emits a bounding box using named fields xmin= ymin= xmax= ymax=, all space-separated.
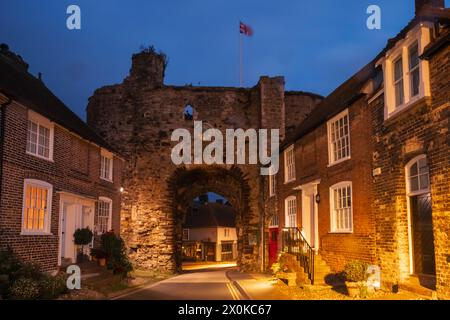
xmin=239 ymin=21 xmax=254 ymax=36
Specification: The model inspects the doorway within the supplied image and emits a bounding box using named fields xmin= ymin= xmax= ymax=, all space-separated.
xmin=300 ymin=181 xmax=319 ymax=249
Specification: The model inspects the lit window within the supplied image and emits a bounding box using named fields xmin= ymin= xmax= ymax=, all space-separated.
xmin=22 ymin=179 xmax=52 ymax=234
xmin=182 ymin=228 xmax=189 ymax=241
xmin=26 ymin=111 xmax=53 ymax=160
xmin=96 ymin=197 xmax=112 ymax=234
xmin=269 ymin=214 xmax=279 ymax=228
xmin=407 ymin=156 xmax=429 ymax=194
xmin=285 ymin=196 xmax=297 ymax=228
xmin=284 ymin=146 xmax=295 ymax=183
xmin=409 ymin=43 xmax=420 ymax=98
xmin=330 ymin=182 xmax=353 ymax=233
xmin=394 ymin=57 xmax=405 ymax=107
xmin=100 ymin=150 xmax=113 ymax=182
xmin=327 ymin=110 xmax=350 ymax=165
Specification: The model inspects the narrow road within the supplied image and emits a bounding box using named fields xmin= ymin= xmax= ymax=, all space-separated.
xmin=114 ymin=267 xmax=245 ymax=300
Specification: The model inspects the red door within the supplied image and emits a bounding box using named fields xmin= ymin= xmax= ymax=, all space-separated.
xmin=268 ymin=227 xmax=279 ymax=266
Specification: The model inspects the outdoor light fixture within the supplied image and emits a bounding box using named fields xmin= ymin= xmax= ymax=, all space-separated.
xmin=282 ymin=228 xmax=289 ymax=232
xmin=120 ymin=187 xmax=124 ymax=193
xmin=315 ymin=194 xmax=321 ymax=204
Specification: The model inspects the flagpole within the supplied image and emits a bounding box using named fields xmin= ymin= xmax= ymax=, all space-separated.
xmin=239 ymin=22 xmax=243 ymax=87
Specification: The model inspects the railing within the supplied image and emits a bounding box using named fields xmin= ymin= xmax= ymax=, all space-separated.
xmin=281 ymin=227 xmax=315 ymax=284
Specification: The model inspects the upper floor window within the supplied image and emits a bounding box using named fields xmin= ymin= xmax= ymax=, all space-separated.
xmin=327 ymin=109 xmax=351 ymax=165
xmin=330 ymin=182 xmax=353 ymax=233
xmin=100 ymin=149 xmax=113 ymax=182
xmin=284 ymin=145 xmax=295 ymax=183
xmin=406 ymin=155 xmax=429 ymax=195
xmin=96 ymin=197 xmax=112 ymax=235
xmin=269 ymin=214 xmax=279 ymax=228
xmin=285 ymin=196 xmax=297 ymax=228
xmin=269 ymin=170 xmax=276 ymax=197
xmin=184 ymin=105 xmax=194 ymax=121
xmin=21 ymin=179 xmax=53 ymax=235
xmin=378 ymin=24 xmax=432 ymax=120
xmin=26 ymin=110 xmax=54 ymax=161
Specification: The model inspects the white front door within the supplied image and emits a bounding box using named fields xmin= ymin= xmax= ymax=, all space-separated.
xmin=301 ymin=182 xmax=319 ymax=250
xmin=61 ymin=203 xmax=78 ymax=263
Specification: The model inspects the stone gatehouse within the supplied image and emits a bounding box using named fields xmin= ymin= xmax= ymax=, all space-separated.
xmin=86 ymin=49 xmax=322 ymax=272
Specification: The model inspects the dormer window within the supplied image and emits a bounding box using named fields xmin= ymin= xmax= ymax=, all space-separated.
xmin=378 ymin=24 xmax=432 ymax=120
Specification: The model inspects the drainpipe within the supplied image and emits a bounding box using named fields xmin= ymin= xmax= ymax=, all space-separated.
xmin=0 ymin=95 xmax=13 ymax=215
xmin=259 ymin=173 xmax=266 ymax=272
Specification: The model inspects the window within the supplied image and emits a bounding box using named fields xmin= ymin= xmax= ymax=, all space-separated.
xmin=96 ymin=197 xmax=112 ymax=235
xmin=379 ymin=24 xmax=432 ymax=120
xmin=100 ymin=149 xmax=113 ymax=182
xmin=26 ymin=111 xmax=53 ymax=160
xmin=182 ymin=228 xmax=189 ymax=241
xmin=22 ymin=179 xmax=52 ymax=234
xmin=394 ymin=57 xmax=404 ymax=107
xmin=327 ymin=110 xmax=350 ymax=165
xmin=285 ymin=196 xmax=297 ymax=228
xmin=406 ymin=155 xmax=429 ymax=195
xmin=284 ymin=145 xmax=295 ymax=183
xmin=409 ymin=43 xmax=420 ymax=98
xmin=330 ymin=182 xmax=353 ymax=233
xmin=184 ymin=105 xmax=194 ymax=120
xmin=269 ymin=171 xmax=276 ymax=197
xmin=269 ymin=214 xmax=279 ymax=228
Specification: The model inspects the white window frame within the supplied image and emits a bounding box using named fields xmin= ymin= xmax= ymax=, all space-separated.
xmin=284 ymin=145 xmax=296 ymax=183
xmin=182 ymin=228 xmax=189 ymax=241
xmin=327 ymin=109 xmax=351 ymax=166
xmin=26 ymin=110 xmax=54 ymax=161
xmin=269 ymin=169 xmax=276 ymax=197
xmin=269 ymin=214 xmax=279 ymax=228
xmin=329 ymin=181 xmax=353 ymax=233
xmin=21 ymin=179 xmax=53 ymax=235
xmin=96 ymin=197 xmax=112 ymax=235
xmin=100 ymin=149 xmax=114 ymax=182
xmin=284 ymin=196 xmax=297 ymax=228
xmin=378 ymin=24 xmax=432 ymax=120
xmin=405 ymin=154 xmax=430 ymax=197
xmin=408 ymin=42 xmax=420 ymax=99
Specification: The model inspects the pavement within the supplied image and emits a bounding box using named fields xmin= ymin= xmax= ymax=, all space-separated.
xmin=113 ymin=266 xmax=288 ymax=300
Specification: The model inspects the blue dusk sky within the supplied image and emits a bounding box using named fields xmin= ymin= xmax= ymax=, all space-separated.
xmin=1 ymin=0 xmax=449 ymax=119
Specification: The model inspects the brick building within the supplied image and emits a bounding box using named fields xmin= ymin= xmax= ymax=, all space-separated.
xmin=0 ymin=44 xmax=124 ymax=272
xmin=267 ymin=0 xmax=449 ymax=298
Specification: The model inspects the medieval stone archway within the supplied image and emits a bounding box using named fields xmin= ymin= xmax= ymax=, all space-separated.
xmin=86 ymin=49 xmax=321 ymax=274
xmin=167 ymin=165 xmax=251 ymax=271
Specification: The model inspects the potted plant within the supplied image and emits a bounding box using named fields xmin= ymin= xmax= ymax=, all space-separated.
xmin=73 ymin=228 xmax=93 ymax=263
xmin=93 ymin=249 xmax=108 ymax=267
xmin=342 ymin=260 xmax=369 ymax=298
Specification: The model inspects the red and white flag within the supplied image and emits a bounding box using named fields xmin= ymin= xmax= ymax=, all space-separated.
xmin=240 ymin=21 xmax=253 ymax=36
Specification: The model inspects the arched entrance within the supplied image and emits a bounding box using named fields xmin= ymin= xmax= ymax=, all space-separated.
xmin=167 ymin=165 xmax=253 ymax=272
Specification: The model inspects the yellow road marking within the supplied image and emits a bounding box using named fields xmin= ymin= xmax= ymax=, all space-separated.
xmin=227 ymin=282 xmax=240 ymax=300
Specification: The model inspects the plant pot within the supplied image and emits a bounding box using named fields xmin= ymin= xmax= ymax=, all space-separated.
xmin=76 ymin=252 xmax=85 ymax=264
xmin=98 ymin=258 xmax=106 ymax=267
xmin=345 ymin=281 xmax=363 ymax=298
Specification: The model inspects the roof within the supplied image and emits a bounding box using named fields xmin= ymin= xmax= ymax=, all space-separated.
xmin=421 ymin=28 xmax=450 ymax=59
xmin=0 ymin=46 xmax=120 ymax=156
xmin=184 ymin=202 xmax=236 ymax=228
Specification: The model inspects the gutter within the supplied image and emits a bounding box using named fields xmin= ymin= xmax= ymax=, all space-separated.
xmin=0 ymin=94 xmax=13 ymax=214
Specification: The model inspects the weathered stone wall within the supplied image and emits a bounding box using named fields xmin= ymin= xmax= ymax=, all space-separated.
xmin=87 ymin=50 xmax=321 ymax=273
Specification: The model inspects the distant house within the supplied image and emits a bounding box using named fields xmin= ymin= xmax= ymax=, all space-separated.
xmin=0 ymin=44 xmax=124 ymax=272
xmin=182 ymin=202 xmax=237 ymax=262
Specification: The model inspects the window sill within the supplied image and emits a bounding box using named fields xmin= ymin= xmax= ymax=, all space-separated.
xmin=327 ymin=157 xmax=351 ymax=168
xmin=100 ymin=177 xmax=114 ymax=183
xmin=385 ymin=95 xmax=430 ymax=122
xmin=26 ymin=151 xmax=54 ymax=162
xmin=284 ymin=179 xmax=296 ymax=185
xmin=21 ymin=231 xmax=53 ymax=236
xmin=328 ymin=231 xmax=353 ymax=235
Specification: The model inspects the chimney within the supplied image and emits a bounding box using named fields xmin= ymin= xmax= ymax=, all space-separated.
xmin=415 ymin=0 xmax=445 ymax=15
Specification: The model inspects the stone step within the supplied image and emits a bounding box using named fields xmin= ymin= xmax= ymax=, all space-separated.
xmin=399 ymin=276 xmax=437 ymax=299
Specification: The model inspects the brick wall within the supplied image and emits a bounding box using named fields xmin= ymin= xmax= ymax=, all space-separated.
xmin=272 ymin=96 xmax=376 ymax=272
xmin=0 ymin=99 xmax=123 ymax=272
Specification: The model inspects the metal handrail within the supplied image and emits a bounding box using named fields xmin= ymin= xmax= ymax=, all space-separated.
xmin=281 ymin=227 xmax=315 ymax=284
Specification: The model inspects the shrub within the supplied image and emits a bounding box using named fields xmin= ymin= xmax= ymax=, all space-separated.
xmin=39 ymin=273 xmax=68 ymax=300
xmin=100 ymin=231 xmax=133 ymax=276
xmin=278 ymin=253 xmax=301 ymax=273
xmin=343 ymin=261 xmax=369 ymax=282
xmin=9 ymin=278 xmax=41 ymax=300
xmin=73 ymin=228 xmax=93 ymax=246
